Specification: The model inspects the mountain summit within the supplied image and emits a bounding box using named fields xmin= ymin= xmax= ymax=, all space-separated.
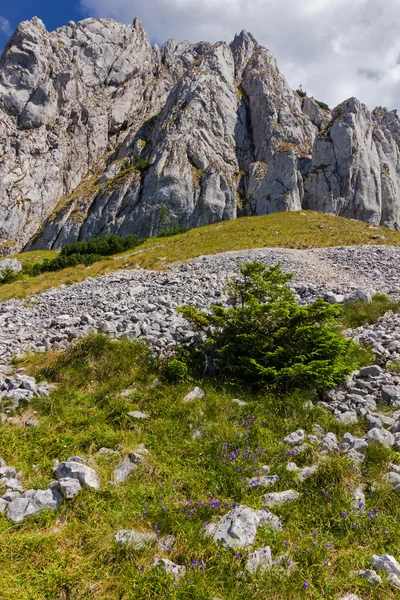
xmin=0 ymin=17 xmax=399 ymax=254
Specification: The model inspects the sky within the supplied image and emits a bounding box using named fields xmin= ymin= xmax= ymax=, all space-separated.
xmin=1 ymin=0 xmax=400 ymax=111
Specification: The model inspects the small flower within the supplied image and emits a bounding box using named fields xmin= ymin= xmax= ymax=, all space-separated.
xmin=191 ymin=560 xmax=197 ymax=566
xmin=139 ymin=567 xmax=145 ymax=572
xmin=303 ymin=580 xmax=309 ymax=589
xmin=342 ymin=511 xmax=348 ymax=518
xmin=312 ymin=530 xmax=318 ymax=536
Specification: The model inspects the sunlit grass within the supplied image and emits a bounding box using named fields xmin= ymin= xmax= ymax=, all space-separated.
xmin=1 ymin=210 xmax=400 ymax=302
xmin=1 ymin=335 xmax=400 ymax=599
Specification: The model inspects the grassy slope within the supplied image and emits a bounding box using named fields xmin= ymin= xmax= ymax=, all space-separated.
xmin=2 ymin=210 xmax=400 ymax=302
xmin=0 ymin=336 xmax=399 ymax=599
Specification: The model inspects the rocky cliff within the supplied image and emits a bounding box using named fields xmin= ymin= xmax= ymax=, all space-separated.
xmin=1 ymin=17 xmax=400 ymax=254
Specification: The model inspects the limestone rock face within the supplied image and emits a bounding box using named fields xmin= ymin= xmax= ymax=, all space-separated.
xmin=304 ymin=98 xmax=400 ymax=228
xmin=238 ymin=44 xmax=317 ymax=216
xmin=1 ymin=17 xmax=400 ymax=254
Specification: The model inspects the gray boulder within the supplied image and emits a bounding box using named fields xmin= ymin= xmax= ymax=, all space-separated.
xmin=283 ymin=430 xmax=305 ymax=445
xmin=365 ymin=428 xmax=394 ymax=448
xmin=7 ymin=488 xmax=62 ymax=523
xmin=371 ymin=554 xmax=400 ymax=577
xmin=55 ymin=460 xmax=100 ymax=489
xmin=58 ymin=477 xmax=82 ymax=499
xmin=204 ymin=505 xmax=282 ymax=549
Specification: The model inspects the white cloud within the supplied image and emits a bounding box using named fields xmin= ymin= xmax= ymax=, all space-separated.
xmin=0 ymin=16 xmax=11 ymax=37
xmin=78 ymin=0 xmax=400 ymax=110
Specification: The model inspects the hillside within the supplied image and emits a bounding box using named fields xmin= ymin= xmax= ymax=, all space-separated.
xmin=1 ymin=210 xmax=400 ymax=302
xmin=1 ymin=247 xmax=400 ymax=598
xmin=1 ymin=17 xmax=400 ymax=255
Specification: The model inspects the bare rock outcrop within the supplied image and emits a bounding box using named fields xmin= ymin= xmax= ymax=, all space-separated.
xmin=1 ymin=17 xmax=400 ymax=254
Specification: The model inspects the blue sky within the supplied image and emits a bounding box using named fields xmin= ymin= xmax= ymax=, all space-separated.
xmin=0 ymin=0 xmax=83 ymax=51
xmin=1 ymin=0 xmax=400 ymax=110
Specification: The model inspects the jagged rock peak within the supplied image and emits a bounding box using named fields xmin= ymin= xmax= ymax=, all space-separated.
xmin=0 ymin=16 xmax=400 ymax=255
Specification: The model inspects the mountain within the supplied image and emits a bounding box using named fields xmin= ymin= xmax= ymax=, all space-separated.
xmin=0 ymin=16 xmax=400 ymax=255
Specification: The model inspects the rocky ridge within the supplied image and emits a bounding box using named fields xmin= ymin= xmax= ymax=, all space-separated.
xmin=1 ymin=18 xmax=400 ymax=254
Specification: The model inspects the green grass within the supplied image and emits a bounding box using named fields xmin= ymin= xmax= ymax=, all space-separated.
xmin=1 ymin=210 xmax=400 ymax=302
xmin=1 ymin=335 xmax=400 ymax=599
xmin=341 ymin=293 xmax=400 ymax=329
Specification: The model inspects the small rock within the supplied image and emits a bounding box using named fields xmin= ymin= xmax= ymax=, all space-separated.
xmin=246 ymin=475 xmax=279 ymax=489
xmin=7 ymin=489 xmax=62 ymax=523
xmin=232 ymin=398 xmax=247 ymax=406
xmin=351 ymin=488 xmax=366 ymax=512
xmin=263 ymin=490 xmax=301 ymax=507
xmin=153 ymin=557 xmax=186 ymax=580
xmin=336 ymin=411 xmax=358 ymax=425
xmin=357 ymin=569 xmax=383 ymax=585
xmin=183 ymin=387 xmax=205 ymax=402
xmin=297 ymin=465 xmax=319 ymax=481
xmin=97 ymin=447 xmax=120 ymax=456
xmin=365 ymin=428 xmax=394 ymax=448
xmin=55 ymin=461 xmax=100 ymax=489
xmin=158 ymin=535 xmax=176 ymax=551
xmin=58 ymin=478 xmax=82 ymax=499
xmin=286 ymin=462 xmax=299 ymax=472
xmin=115 ymin=529 xmax=156 ymax=550
xmin=371 ymin=553 xmax=400 ymax=577
xmin=359 ymin=365 xmax=383 ymax=378
xmin=204 ymin=505 xmax=282 ymax=549
xmin=387 ymin=573 xmax=400 ymax=589
xmin=245 ymin=546 xmax=272 ymax=573
xmin=319 ymin=432 xmax=338 ymax=452
xmin=283 ymin=430 xmax=305 ymax=445
xmin=128 ymin=411 xmax=149 ymax=419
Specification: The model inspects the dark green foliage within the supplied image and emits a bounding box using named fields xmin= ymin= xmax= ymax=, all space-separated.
xmin=60 ymin=233 xmax=142 ymax=258
xmin=0 ymin=265 xmax=20 ymax=284
xmin=178 ymin=261 xmax=358 ymax=390
xmin=157 ymin=205 xmax=189 ymax=237
xmin=30 ymin=234 xmax=145 ymax=276
xmin=340 ymin=292 xmax=400 ymax=328
xmin=120 ymin=158 xmax=131 ymax=172
xmin=316 ymin=99 xmax=330 ymax=110
xmin=165 ymin=359 xmax=189 ymax=382
xmin=296 ymin=88 xmax=307 ymax=98
xmin=133 ymin=155 xmax=151 ymax=171
xmin=157 ymin=222 xmax=190 ymax=237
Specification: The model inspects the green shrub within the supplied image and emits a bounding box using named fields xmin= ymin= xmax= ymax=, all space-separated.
xmin=120 ymin=158 xmax=131 ymax=172
xmin=165 ymin=359 xmax=189 ymax=382
xmin=178 ymin=261 xmax=358 ymax=391
xmin=0 ymin=265 xmax=19 ymax=285
xmin=133 ymin=155 xmax=151 ymax=171
xmin=340 ymin=293 xmax=400 ymax=329
xmin=30 ymin=234 xmax=146 ymax=276
xmin=296 ymin=88 xmax=307 ymax=98
xmin=60 ymin=233 xmax=142 ymax=258
xmin=316 ymin=99 xmax=330 ymax=111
